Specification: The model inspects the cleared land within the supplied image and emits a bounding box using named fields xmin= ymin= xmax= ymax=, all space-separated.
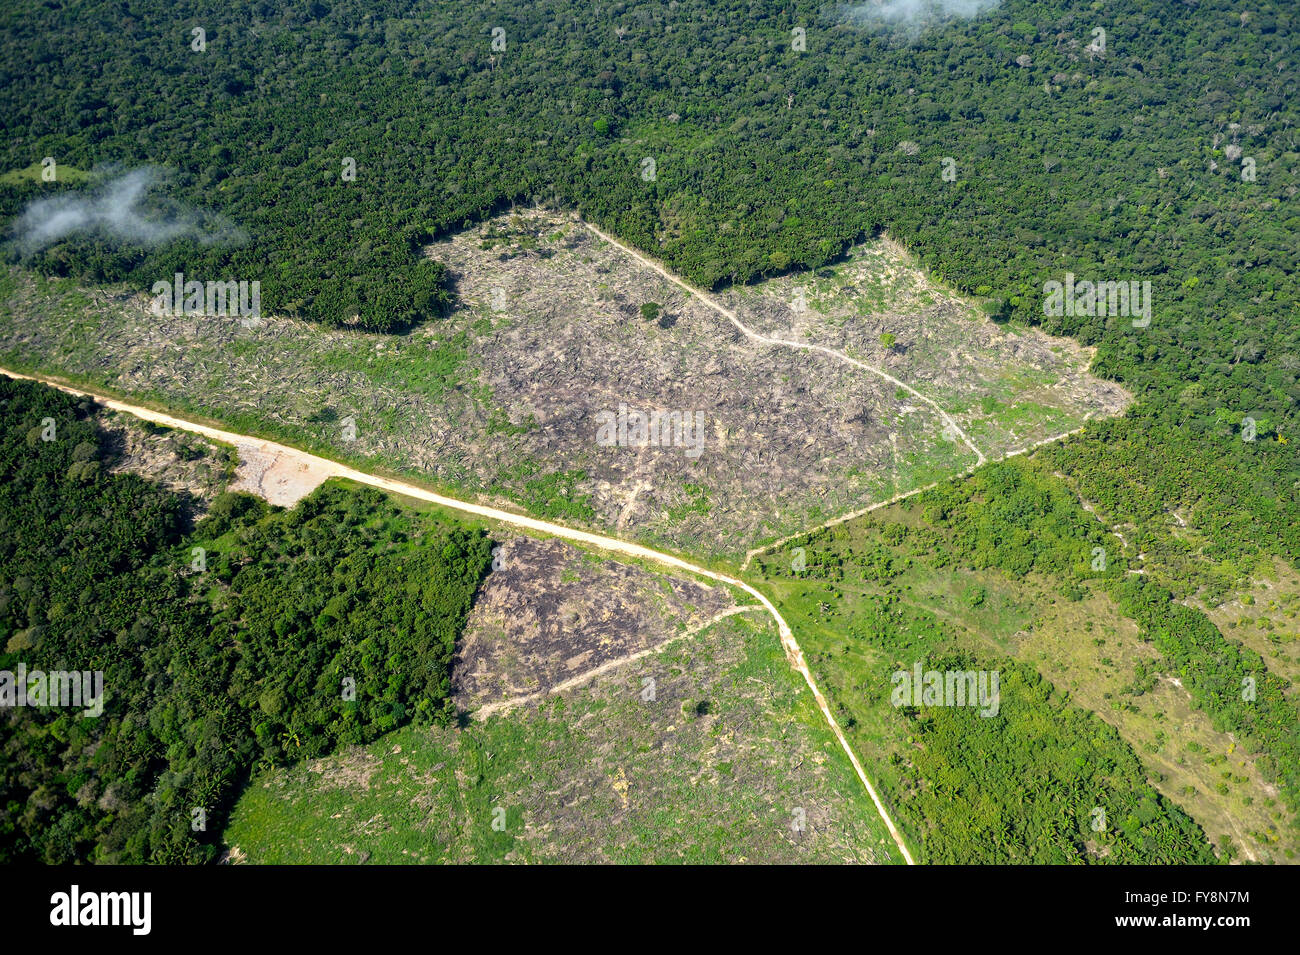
xmin=1195 ymin=560 xmax=1300 ymax=694
xmin=454 ymin=534 xmax=741 ymax=716
xmin=0 ymin=209 xmax=1125 ymax=561
xmin=225 ymin=612 xmax=901 ymax=864
xmin=0 ymin=205 xmax=1138 ymax=863
xmin=720 ymin=236 xmax=1130 ymax=459
xmin=6 ymin=369 xmax=908 ymax=862
xmin=97 ymin=408 xmax=236 ymax=517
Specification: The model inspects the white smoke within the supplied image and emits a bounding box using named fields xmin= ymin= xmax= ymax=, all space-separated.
xmin=9 ymin=166 xmax=246 ymax=254
xmin=847 ymin=0 xmax=1002 ymax=32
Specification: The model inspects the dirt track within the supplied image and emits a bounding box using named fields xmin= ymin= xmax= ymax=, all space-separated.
xmin=581 ymin=220 xmax=988 ymax=467
xmin=2 ymin=366 xmax=918 ymax=865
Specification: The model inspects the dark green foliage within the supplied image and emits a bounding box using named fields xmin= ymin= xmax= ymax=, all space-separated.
xmin=898 ymin=457 xmax=1300 ymax=816
xmin=761 ymin=448 xmax=1296 ymax=858
xmin=906 ymin=657 xmax=1217 ymax=864
xmin=1041 ymin=415 xmax=1300 ymax=604
xmin=0 ymin=0 xmax=1296 ymax=864
xmin=1 ymin=0 xmax=1291 ymax=588
xmin=0 ymin=0 xmax=1293 ymax=555
xmin=205 ymin=483 xmax=492 ymax=751
xmin=0 ymin=378 xmax=491 ymax=862
xmin=762 ymin=529 xmax=1220 ymax=862
xmin=0 ymin=1 xmax=1293 ymax=404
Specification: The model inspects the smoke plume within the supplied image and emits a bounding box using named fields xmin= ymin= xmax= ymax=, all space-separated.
xmin=9 ymin=166 xmax=246 ymax=255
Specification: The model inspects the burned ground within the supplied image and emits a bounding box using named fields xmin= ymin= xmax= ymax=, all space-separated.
xmin=453 ymin=535 xmax=738 ymax=714
xmin=0 ymin=209 xmax=1125 ymax=562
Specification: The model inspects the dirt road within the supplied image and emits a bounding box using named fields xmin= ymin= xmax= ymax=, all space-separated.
xmin=740 ymin=419 xmax=1091 ymax=571
xmin=581 ymin=219 xmax=987 ymax=467
xmin=2 ymin=366 xmax=918 ymax=865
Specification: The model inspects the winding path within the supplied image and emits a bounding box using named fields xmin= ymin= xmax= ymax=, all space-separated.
xmin=581 ymin=219 xmax=987 ymax=467
xmin=741 ymin=420 xmax=1091 ymax=571
xmin=1 ymin=366 xmax=918 ymax=865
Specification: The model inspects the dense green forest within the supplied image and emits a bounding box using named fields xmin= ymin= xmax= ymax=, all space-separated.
xmin=0 ymin=378 xmax=491 ymax=862
xmin=0 ymin=0 xmax=1293 ymax=556
xmin=0 ymin=1 xmax=1291 ymax=352
xmin=0 ymin=0 xmax=1295 ymax=863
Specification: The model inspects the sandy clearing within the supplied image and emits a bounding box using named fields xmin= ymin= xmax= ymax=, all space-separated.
xmin=226 ymin=441 xmax=333 ymax=506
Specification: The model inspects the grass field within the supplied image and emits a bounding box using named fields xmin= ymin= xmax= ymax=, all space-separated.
xmin=0 ymin=161 xmax=90 ymax=186
xmin=224 ymin=612 xmax=904 ymax=864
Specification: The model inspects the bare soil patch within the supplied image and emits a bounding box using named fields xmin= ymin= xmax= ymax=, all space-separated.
xmin=453 ymin=535 xmax=737 ymax=712
xmin=225 ymin=438 xmax=335 ymax=507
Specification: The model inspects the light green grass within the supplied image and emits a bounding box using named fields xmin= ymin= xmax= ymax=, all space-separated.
xmin=225 ymin=613 xmax=904 ymax=864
